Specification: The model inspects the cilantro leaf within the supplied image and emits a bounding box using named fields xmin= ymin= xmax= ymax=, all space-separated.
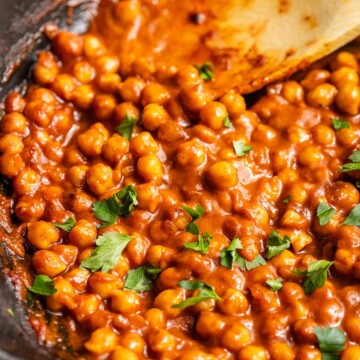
xmin=355 ymin=181 xmax=360 ymax=189
xmin=7 ymin=308 xmax=14 ymax=317
xmin=223 ymin=116 xmax=234 ymax=129
xmin=116 ymin=113 xmax=137 ymax=140
xmin=321 ymin=353 xmax=339 ymax=360
xmin=172 ymin=280 xmax=220 ymax=308
xmin=28 ymin=275 xmax=57 ymax=296
xmin=317 ymin=202 xmax=335 ymax=226
xmin=266 ymin=278 xmax=283 ymax=292
xmin=124 ymin=265 xmax=161 ymax=292
xmin=266 ymin=231 xmax=291 ymax=259
xmin=80 ymin=232 xmax=132 ymax=273
xmin=332 ymin=118 xmax=350 ymax=130
xmin=294 ymin=260 xmax=333 ymax=295
xmin=184 ymin=232 xmax=212 ymax=254
xmin=220 ymin=237 xmax=243 ymax=268
xmin=283 ymin=195 xmax=292 ymax=204
xmin=194 ymin=62 xmax=214 ymax=81
xmin=314 ymin=326 xmax=346 ymax=354
xmin=52 ymin=217 xmax=76 ymax=232
xmin=92 ymin=185 xmax=138 ymax=228
xmin=342 ymin=204 xmax=360 ymax=226
xmin=233 ymin=140 xmax=253 ymax=157
xmin=182 ymin=204 xmax=205 ymax=235
xmin=339 ymin=150 xmax=360 ymax=172
xmin=236 ymin=254 xmax=266 ymax=271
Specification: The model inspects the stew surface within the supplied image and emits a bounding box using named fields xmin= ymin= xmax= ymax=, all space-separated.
xmin=0 ymin=1 xmax=360 ymax=359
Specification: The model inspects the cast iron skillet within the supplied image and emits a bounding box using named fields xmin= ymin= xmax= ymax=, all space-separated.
xmin=0 ymin=1 xmax=96 ymax=359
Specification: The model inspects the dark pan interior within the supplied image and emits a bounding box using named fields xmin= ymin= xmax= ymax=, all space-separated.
xmin=0 ymin=1 xmax=96 ymax=359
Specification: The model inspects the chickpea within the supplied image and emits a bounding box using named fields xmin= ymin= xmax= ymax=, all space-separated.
xmin=298 ymin=146 xmax=323 ymax=166
xmin=51 ymin=109 xmax=73 ymax=135
xmin=64 ymin=268 xmax=90 ymax=293
xmin=335 ymin=83 xmax=360 ymax=115
xmin=157 ymin=121 xmax=185 ymax=143
xmin=119 ymin=332 xmax=145 ymax=354
xmin=293 ymin=318 xmax=317 ymax=344
xmin=179 ymin=351 xmax=215 ymax=360
xmin=88 ymin=272 xmax=122 ymax=298
xmin=72 ymin=84 xmax=95 ymax=110
xmin=78 ymin=128 xmax=105 ymax=158
xmin=180 ymin=83 xmax=212 ymax=113
xmin=141 ymin=103 xmax=169 ymax=131
xmin=199 ymin=101 xmax=228 ymax=131
xmin=45 ymin=277 xmax=76 ymax=311
xmin=86 ymin=163 xmax=114 ymax=196
xmin=141 ymin=83 xmax=170 ymax=106
xmin=1 ymin=112 xmax=26 ymax=134
xmin=331 ymin=51 xmax=358 ymax=70
xmin=154 ymin=288 xmax=185 ymax=318
xmin=218 ymin=288 xmax=249 ymax=315
xmin=268 ymin=342 xmax=295 ymax=360
xmin=300 ymin=69 xmax=331 ymax=91
xmin=281 ymin=81 xmax=304 ymax=104
xmin=336 ymin=127 xmax=357 ymax=146
xmin=0 ymin=153 xmax=23 ymax=178
xmin=306 ymin=83 xmax=337 ymax=108
xmin=67 ymin=165 xmax=89 ymax=187
xmin=52 ymin=31 xmax=83 ymax=61
xmin=94 ymin=55 xmax=120 ymax=74
xmin=33 ymin=52 xmax=59 ymax=85
xmin=176 ymin=139 xmax=206 ymax=167
xmin=295 ymin=346 xmax=321 ymax=360
xmin=145 ymin=308 xmax=166 ymax=329
xmin=13 ymin=168 xmax=40 ymax=196
xmin=0 ymin=134 xmax=23 ymax=155
xmin=124 ymin=236 xmax=148 ymax=266
xmin=102 ymin=134 xmax=129 ymax=164
xmin=72 ymin=61 xmax=95 ymax=84
xmin=83 ymin=34 xmax=105 ymax=58
xmin=114 ymin=104 xmax=139 ymax=129
xmin=252 ymin=124 xmax=277 ymax=144
xmin=196 ymin=311 xmax=226 ymax=338
xmin=96 ymin=73 xmax=121 ymax=93
xmin=147 ymin=329 xmax=176 ymax=353
xmin=72 ymin=294 xmax=101 ymax=322
xmin=331 ymin=66 xmax=359 ymax=88
xmin=342 ymin=346 xmax=360 ymax=360
xmin=93 ymin=94 xmax=117 ymax=119
xmin=51 ymin=74 xmax=76 ymax=101
xmin=330 ymin=181 xmax=359 ymax=209
xmin=221 ymin=324 xmax=251 ymax=351
xmin=4 ymin=92 xmax=26 ymax=113
xmin=146 ymin=245 xmax=174 ymax=269
xmin=63 ymin=222 xmax=93 ymax=245
xmin=112 ymin=346 xmax=138 ymax=360
xmin=15 ymin=195 xmax=45 ymax=222
xmin=118 ymin=77 xmax=146 ymax=104
xmin=220 ymin=92 xmax=246 ymax=119
xmin=32 ymin=250 xmax=67 ymax=277
xmin=111 ymin=289 xmax=141 ymax=314
xmin=24 ymin=101 xmax=54 ymax=127
xmin=27 ymin=221 xmax=60 ymax=249
xmin=84 ymin=327 xmax=118 ymax=354
xmin=237 ymin=345 xmax=268 ymax=360
xmin=137 ymin=154 xmax=163 ymax=183
xmin=207 ymin=161 xmax=237 ymax=189
xmin=136 ymin=183 xmax=162 ymax=213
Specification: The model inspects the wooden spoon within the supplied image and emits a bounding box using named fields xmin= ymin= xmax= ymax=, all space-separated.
xmin=92 ymin=0 xmax=360 ymax=94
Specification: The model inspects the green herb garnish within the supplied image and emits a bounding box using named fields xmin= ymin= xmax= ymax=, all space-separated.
xmin=124 ymin=265 xmax=161 ymax=292
xmin=233 ymin=140 xmax=253 ymax=157
xmin=116 ymin=113 xmax=137 ymax=140
xmin=80 ymin=232 xmax=132 ymax=273
xmin=266 ymin=231 xmax=291 ymax=259
xmin=317 ymin=202 xmax=335 ymax=226
xmin=92 ymin=185 xmax=138 ymax=228
xmin=195 ymin=62 xmax=215 ymax=81
xmin=28 ymin=275 xmax=57 ymax=296
xmin=172 ymin=280 xmax=220 ymax=308
xmin=52 ymin=217 xmax=76 ymax=232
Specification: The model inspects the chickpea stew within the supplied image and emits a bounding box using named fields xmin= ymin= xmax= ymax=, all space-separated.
xmin=1 ymin=1 xmax=360 ymax=360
